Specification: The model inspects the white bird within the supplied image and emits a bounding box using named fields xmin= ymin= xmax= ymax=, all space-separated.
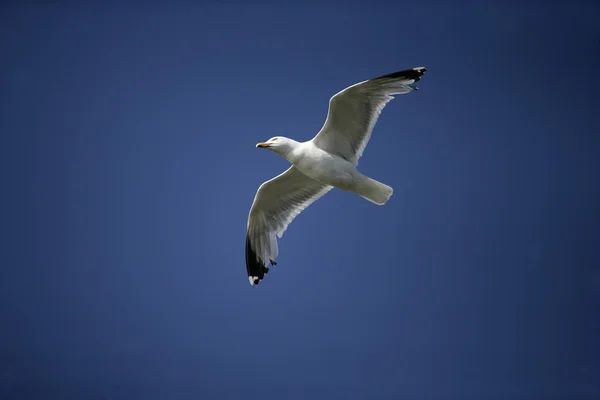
xmin=246 ymin=67 xmax=427 ymax=285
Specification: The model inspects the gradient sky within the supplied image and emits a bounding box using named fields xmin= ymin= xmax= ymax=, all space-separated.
xmin=1 ymin=2 xmax=599 ymax=399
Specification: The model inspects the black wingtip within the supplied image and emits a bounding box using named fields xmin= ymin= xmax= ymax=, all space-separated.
xmin=371 ymin=66 xmax=427 ymax=83
xmin=245 ymin=234 xmax=270 ymax=286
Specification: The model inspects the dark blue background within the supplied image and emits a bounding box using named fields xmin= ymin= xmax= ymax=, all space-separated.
xmin=1 ymin=3 xmax=599 ymax=399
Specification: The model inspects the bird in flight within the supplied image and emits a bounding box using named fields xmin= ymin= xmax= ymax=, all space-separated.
xmin=246 ymin=67 xmax=427 ymax=286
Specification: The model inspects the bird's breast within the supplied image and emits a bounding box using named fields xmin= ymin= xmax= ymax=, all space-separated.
xmin=293 ymin=148 xmax=358 ymax=190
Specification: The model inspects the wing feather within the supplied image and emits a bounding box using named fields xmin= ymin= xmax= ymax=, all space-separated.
xmin=312 ymin=67 xmax=426 ymax=165
xmin=245 ymin=166 xmax=332 ymax=285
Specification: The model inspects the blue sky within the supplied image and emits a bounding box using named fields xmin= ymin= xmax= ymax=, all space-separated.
xmin=1 ymin=2 xmax=599 ymax=399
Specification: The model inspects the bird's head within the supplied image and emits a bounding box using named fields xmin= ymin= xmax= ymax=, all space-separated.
xmin=256 ymin=136 xmax=296 ymax=156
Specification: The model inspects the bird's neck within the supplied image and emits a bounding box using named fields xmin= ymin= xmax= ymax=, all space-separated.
xmin=277 ymin=140 xmax=302 ymax=163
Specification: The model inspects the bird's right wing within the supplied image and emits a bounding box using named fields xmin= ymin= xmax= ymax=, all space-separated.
xmin=312 ymin=67 xmax=426 ymax=165
xmin=246 ymin=166 xmax=332 ymax=286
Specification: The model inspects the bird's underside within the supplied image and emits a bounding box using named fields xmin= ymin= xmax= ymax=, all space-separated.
xmin=245 ymin=66 xmax=427 ymax=286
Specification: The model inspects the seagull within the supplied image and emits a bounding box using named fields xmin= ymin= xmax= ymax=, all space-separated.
xmin=246 ymin=67 xmax=427 ymax=286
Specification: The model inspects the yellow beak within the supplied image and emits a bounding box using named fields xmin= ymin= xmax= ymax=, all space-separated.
xmin=256 ymin=142 xmax=271 ymax=148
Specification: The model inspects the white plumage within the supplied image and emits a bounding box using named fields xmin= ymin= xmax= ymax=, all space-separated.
xmin=246 ymin=67 xmax=427 ymax=285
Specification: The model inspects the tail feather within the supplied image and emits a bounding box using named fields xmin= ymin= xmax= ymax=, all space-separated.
xmin=354 ymin=176 xmax=393 ymax=206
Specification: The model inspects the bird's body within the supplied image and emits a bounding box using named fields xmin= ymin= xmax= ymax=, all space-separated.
xmin=285 ymin=141 xmax=361 ymax=192
xmin=245 ymin=66 xmax=427 ymax=285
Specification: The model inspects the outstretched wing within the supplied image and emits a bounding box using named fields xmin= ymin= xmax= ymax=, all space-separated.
xmin=312 ymin=67 xmax=426 ymax=165
xmin=246 ymin=166 xmax=332 ymax=286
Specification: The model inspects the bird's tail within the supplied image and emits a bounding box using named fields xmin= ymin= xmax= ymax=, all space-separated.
xmin=354 ymin=175 xmax=393 ymax=206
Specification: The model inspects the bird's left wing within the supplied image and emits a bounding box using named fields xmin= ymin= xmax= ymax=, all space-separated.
xmin=312 ymin=67 xmax=426 ymax=165
xmin=246 ymin=166 xmax=332 ymax=286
